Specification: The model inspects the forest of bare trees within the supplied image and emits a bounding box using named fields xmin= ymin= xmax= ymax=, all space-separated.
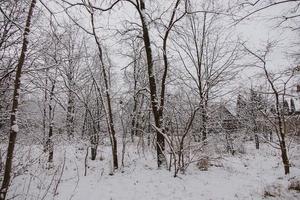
xmin=0 ymin=0 xmax=300 ymax=200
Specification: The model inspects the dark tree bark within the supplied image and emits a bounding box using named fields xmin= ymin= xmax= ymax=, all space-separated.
xmin=135 ymin=0 xmax=186 ymax=167
xmin=90 ymin=97 xmax=99 ymax=161
xmin=47 ymin=80 xmax=56 ymax=164
xmin=254 ymin=134 xmax=259 ymax=149
xmin=91 ymin=146 xmax=97 ymax=160
xmin=101 ymin=54 xmax=118 ymax=170
xmin=138 ymin=0 xmax=166 ymax=167
xmin=158 ymin=0 xmax=187 ymax=166
xmin=66 ymin=75 xmax=75 ymax=138
xmin=42 ymin=70 xmax=48 ymax=152
xmin=131 ymin=55 xmax=138 ymax=141
xmin=290 ymin=98 xmax=295 ymax=114
xmin=280 ymin=140 xmax=290 ymax=174
xmin=82 ymin=108 xmax=88 ymax=138
xmin=0 ymin=0 xmax=36 ymax=199
xmin=273 ymin=90 xmax=290 ymax=174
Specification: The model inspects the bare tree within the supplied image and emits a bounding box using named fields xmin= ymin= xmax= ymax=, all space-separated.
xmin=0 ymin=0 xmax=37 ymax=199
xmin=119 ymin=37 xmax=148 ymax=143
xmin=233 ymin=0 xmax=300 ymax=29
xmin=59 ymin=0 xmax=190 ymax=168
xmin=0 ymin=0 xmax=27 ymax=134
xmin=173 ymin=2 xmax=241 ymax=144
xmin=85 ymin=1 xmax=119 ymax=170
xmin=243 ymin=42 xmax=295 ymax=174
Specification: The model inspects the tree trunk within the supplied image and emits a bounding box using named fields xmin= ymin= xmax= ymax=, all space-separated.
xmin=200 ymin=103 xmax=207 ymax=142
xmin=139 ymin=0 xmax=166 ymax=167
xmin=90 ymin=121 xmax=99 ymax=161
xmin=107 ymin=105 xmax=118 ymax=169
xmin=255 ymin=134 xmax=259 ymax=149
xmin=42 ymin=70 xmax=48 ymax=152
xmin=47 ymin=82 xmax=55 ymax=164
xmin=81 ymin=108 xmax=88 ymax=138
xmin=280 ymin=138 xmax=290 ymax=174
xmin=87 ymin=6 xmax=118 ymax=170
xmin=91 ymin=146 xmax=97 ymax=161
xmin=131 ymin=55 xmax=138 ymax=142
xmin=66 ymin=89 xmax=75 ymax=138
xmin=273 ymin=83 xmax=290 ymax=174
xmin=274 ymin=93 xmax=290 ymax=174
xmin=191 ymin=12 xmax=207 ymax=143
xmin=0 ymin=1 xmax=36 ymax=199
xmin=225 ymin=130 xmax=234 ymax=155
xmin=244 ymin=41 xmax=291 ymax=175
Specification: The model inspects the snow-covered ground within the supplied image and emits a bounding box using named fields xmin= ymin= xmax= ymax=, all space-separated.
xmin=4 ymin=141 xmax=300 ymax=200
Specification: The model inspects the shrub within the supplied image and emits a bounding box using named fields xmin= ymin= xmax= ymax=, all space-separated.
xmin=288 ymin=179 xmax=300 ymax=192
xmin=197 ymin=157 xmax=209 ymax=171
xmin=263 ymin=183 xmax=283 ymax=198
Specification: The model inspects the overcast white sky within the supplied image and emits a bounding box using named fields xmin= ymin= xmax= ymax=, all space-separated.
xmin=43 ymin=0 xmax=299 ymax=98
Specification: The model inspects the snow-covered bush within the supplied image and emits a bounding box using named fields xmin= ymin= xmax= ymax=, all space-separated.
xmin=288 ymin=178 xmax=300 ymax=192
xmin=196 ymin=157 xmax=209 ymax=171
xmin=263 ymin=183 xmax=284 ymax=198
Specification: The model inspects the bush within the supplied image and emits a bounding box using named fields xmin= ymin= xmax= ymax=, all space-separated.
xmin=237 ymin=143 xmax=246 ymax=154
xmin=288 ymin=179 xmax=300 ymax=192
xmin=197 ymin=157 xmax=209 ymax=171
xmin=263 ymin=183 xmax=283 ymax=198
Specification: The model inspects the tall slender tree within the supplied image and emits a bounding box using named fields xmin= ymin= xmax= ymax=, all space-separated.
xmin=0 ymin=0 xmax=36 ymax=199
xmin=243 ymin=43 xmax=293 ymax=174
